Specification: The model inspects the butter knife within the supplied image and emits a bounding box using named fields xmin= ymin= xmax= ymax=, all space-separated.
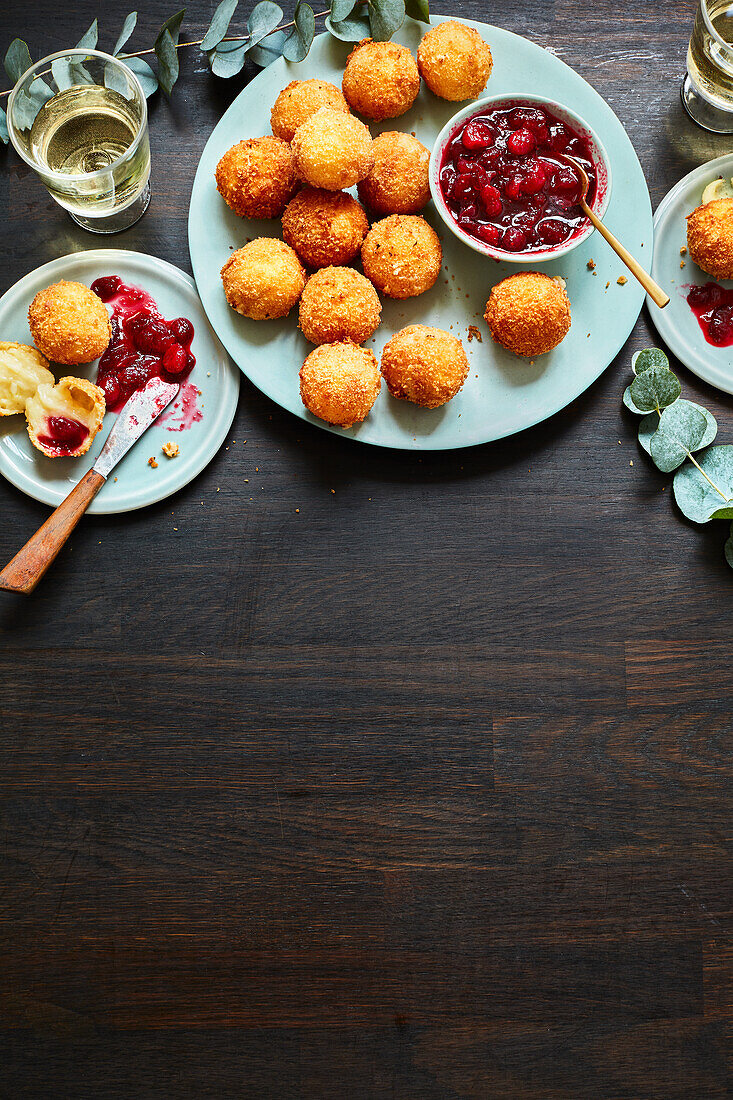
xmin=0 ymin=378 xmax=179 ymax=594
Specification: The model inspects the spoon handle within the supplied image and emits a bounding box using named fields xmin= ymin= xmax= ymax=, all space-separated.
xmin=583 ymin=204 xmax=670 ymax=309
xmin=0 ymin=468 xmax=105 ymax=594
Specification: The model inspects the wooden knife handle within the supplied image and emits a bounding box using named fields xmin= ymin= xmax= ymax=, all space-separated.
xmin=0 ymin=468 xmax=105 ymax=594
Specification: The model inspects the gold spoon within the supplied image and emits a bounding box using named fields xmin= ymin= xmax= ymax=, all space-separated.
xmin=558 ymin=154 xmax=670 ymax=309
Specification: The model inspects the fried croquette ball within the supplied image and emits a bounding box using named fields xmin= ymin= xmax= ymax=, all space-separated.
xmin=291 ymin=107 xmax=374 ymax=191
xmin=686 ymin=198 xmax=733 ymax=280
xmin=361 ymin=215 xmax=442 ymax=299
xmin=215 ymin=137 xmax=297 ymax=220
xmin=25 ymin=376 xmax=105 ymax=458
xmin=484 ymin=272 xmax=571 ymax=358
xmin=342 ymin=39 xmax=420 ymax=121
xmin=271 ymin=79 xmax=350 ymax=142
xmin=220 ymin=239 xmax=305 ymax=320
xmin=417 ymin=20 xmax=493 ymax=101
xmin=300 ymin=342 xmax=381 ymax=427
xmin=28 ymin=281 xmax=111 ymax=366
xmin=358 ymin=131 xmax=430 ymax=215
xmin=380 ymin=325 xmax=469 ymax=408
xmin=282 ymin=187 xmax=369 ymax=268
xmin=299 ymin=266 xmax=381 ymax=346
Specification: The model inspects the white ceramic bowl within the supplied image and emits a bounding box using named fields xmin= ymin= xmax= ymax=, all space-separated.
xmin=429 ymin=93 xmax=613 ymax=264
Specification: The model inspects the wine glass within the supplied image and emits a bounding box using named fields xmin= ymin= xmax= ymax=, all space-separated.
xmin=6 ymin=48 xmax=151 ymax=233
xmin=683 ymin=0 xmax=733 ymax=133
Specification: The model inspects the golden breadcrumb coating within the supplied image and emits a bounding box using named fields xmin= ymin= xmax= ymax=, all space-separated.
xmin=291 ymin=107 xmax=374 ymax=191
xmin=300 ymin=341 xmax=381 ymax=427
xmin=361 ymin=214 xmax=442 ymax=299
xmin=28 ymin=281 xmax=111 ymax=366
xmin=358 ymin=131 xmax=430 ymax=215
xmin=0 ymin=342 xmax=54 ymax=416
xmin=221 ymin=239 xmax=306 ymax=320
xmin=484 ymin=272 xmax=571 ymax=357
xmin=342 ymin=38 xmax=420 ymax=121
xmin=215 ymin=137 xmax=297 ymax=219
xmin=271 ymin=79 xmax=350 ymax=142
xmin=417 ymin=20 xmax=492 ymax=101
xmin=380 ymin=324 xmax=469 ymax=408
xmin=299 ymin=266 xmax=381 ymax=345
xmin=282 ymin=187 xmax=369 ymax=268
xmin=25 ymin=376 xmax=105 ymax=458
xmin=686 ymin=198 xmax=733 ymax=280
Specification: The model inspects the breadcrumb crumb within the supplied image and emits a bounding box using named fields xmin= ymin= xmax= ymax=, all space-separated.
xmin=148 ymin=457 xmax=158 ymax=468
xmin=617 ymin=276 xmax=628 ymax=285
xmin=162 ymin=441 xmax=179 ymax=458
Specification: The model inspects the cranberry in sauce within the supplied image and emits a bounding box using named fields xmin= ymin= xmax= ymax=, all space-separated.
xmin=91 ymin=276 xmax=197 ymax=413
xmin=37 ymin=416 xmax=89 ymax=456
xmin=687 ymin=282 xmax=733 ymax=347
xmin=439 ymin=102 xmax=599 ymax=254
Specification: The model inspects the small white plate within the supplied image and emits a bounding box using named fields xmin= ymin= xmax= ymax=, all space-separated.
xmin=0 ymin=249 xmax=239 ymax=513
xmin=649 ymin=152 xmax=733 ymax=394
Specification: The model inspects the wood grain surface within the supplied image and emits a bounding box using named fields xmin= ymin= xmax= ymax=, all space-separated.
xmin=0 ymin=1 xmax=731 ymax=1097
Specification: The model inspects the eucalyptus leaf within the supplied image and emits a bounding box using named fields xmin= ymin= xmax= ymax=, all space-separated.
xmin=113 ymin=12 xmax=138 ymax=56
xmin=209 ymin=38 xmax=249 ymax=77
xmin=155 ymin=9 xmax=185 ymax=97
xmin=0 ymin=107 xmax=8 ymax=144
xmin=248 ymin=1 xmax=284 ymax=47
xmin=105 ymin=62 xmax=130 ymax=95
xmin=52 ymin=57 xmax=95 ymax=90
xmin=282 ymin=2 xmax=315 ymax=62
xmin=725 ymin=523 xmax=733 ymax=570
xmin=650 ymin=401 xmax=708 ymax=473
xmin=4 ymin=39 xmax=33 ymax=85
xmin=404 ymin=0 xmax=430 ymax=21
xmin=369 ymin=0 xmax=405 ymax=39
xmin=249 ymin=29 xmax=286 ymax=66
xmin=325 ymin=12 xmax=372 ymax=39
xmin=330 ymin=0 xmax=360 ymax=20
xmin=629 ymin=365 xmax=681 ymax=414
xmin=632 ymin=347 xmax=669 ymax=376
xmin=623 ymin=385 xmax=647 ymax=416
xmin=673 ymin=445 xmax=733 ymax=524
xmin=122 ymin=56 xmax=159 ymax=97
xmin=76 ymin=19 xmax=99 ymax=50
xmin=638 ymin=401 xmax=717 ymax=456
xmin=11 ymin=77 xmax=54 ymax=130
xmin=201 ymin=0 xmax=239 ymax=51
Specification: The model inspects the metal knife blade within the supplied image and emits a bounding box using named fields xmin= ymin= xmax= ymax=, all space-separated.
xmin=93 ymin=378 xmax=180 ymax=480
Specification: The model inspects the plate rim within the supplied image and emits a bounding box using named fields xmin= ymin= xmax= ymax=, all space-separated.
xmin=0 ymin=248 xmax=240 ymax=514
xmin=188 ymin=16 xmax=653 ymax=451
xmin=649 ymin=150 xmax=733 ymax=395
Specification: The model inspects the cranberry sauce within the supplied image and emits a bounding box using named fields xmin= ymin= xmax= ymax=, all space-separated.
xmin=91 ymin=275 xmax=196 ymax=413
xmin=37 ymin=415 xmax=89 ymax=456
xmin=686 ymin=282 xmax=733 ymax=347
xmin=439 ymin=103 xmax=598 ymax=254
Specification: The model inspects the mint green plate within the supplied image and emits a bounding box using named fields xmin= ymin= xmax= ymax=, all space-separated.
xmin=0 ymin=250 xmax=239 ymax=513
xmin=188 ymin=16 xmax=653 ymax=450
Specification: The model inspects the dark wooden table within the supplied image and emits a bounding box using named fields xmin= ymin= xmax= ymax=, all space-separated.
xmin=1 ymin=2 xmax=731 ymax=1096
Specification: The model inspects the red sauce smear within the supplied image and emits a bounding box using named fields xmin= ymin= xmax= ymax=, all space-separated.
xmin=686 ymin=282 xmax=733 ymax=346
xmin=439 ymin=102 xmax=598 ymax=254
xmin=37 ymin=415 xmax=89 ymax=456
xmin=91 ymin=275 xmax=200 ymax=418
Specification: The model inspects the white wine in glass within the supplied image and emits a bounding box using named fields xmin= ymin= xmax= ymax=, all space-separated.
xmin=683 ymin=0 xmax=733 ymax=132
xmin=8 ymin=49 xmax=151 ymax=233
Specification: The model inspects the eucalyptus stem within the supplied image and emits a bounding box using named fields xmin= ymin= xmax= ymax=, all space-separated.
xmin=0 ymin=9 xmax=332 ymax=99
xmin=687 ymin=452 xmax=730 ymax=501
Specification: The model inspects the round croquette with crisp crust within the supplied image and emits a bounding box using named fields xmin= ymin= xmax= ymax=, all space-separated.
xmin=215 ymin=137 xmax=297 ymax=219
xmin=686 ymin=198 xmax=733 ymax=280
xmin=361 ymin=215 xmax=442 ymax=299
xmin=291 ymin=108 xmax=374 ymax=191
xmin=417 ymin=20 xmax=493 ymax=101
xmin=299 ymin=267 xmax=381 ymax=346
xmin=220 ymin=239 xmax=306 ymax=320
xmin=28 ymin=281 xmax=111 ymax=365
xmin=282 ymin=188 xmax=369 ymax=268
xmin=358 ymin=132 xmax=431 ymax=215
xmin=342 ymin=39 xmax=420 ymax=121
xmin=484 ymin=272 xmax=571 ymax=357
xmin=300 ymin=342 xmax=381 ymax=427
xmin=271 ymin=79 xmax=350 ymax=142
xmin=380 ymin=324 xmax=469 ymax=408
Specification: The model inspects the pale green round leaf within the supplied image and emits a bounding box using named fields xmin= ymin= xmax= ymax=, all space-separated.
xmin=209 ymin=38 xmax=249 ymax=77
xmin=249 ymin=29 xmax=287 ymax=66
xmin=283 ymin=2 xmax=315 ymax=61
xmin=673 ymin=445 xmax=733 ymax=524
xmin=202 ymin=0 xmax=239 ymax=50
xmin=632 ymin=347 xmax=670 ymax=375
xmin=76 ymin=19 xmax=99 ymax=50
xmin=369 ymin=0 xmax=406 ymax=40
xmin=629 ymin=366 xmax=681 ymax=414
xmin=639 ymin=401 xmax=716 ymax=457
xmin=122 ymin=56 xmax=159 ymax=97
xmin=637 ymin=412 xmax=659 ymax=454
xmin=113 ymin=12 xmax=138 ymax=56
xmin=650 ymin=401 xmax=708 ymax=473
xmin=623 ymin=384 xmax=647 ymax=416
xmin=4 ymin=39 xmax=33 ymax=85
xmin=330 ymin=0 xmax=360 ymax=20
xmin=326 ymin=12 xmax=372 ymax=39
xmin=248 ymin=1 xmax=284 ymax=45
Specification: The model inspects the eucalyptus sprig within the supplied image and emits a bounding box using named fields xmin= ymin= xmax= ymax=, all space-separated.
xmin=0 ymin=0 xmax=429 ymax=143
xmin=624 ymin=347 xmax=733 ymax=570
